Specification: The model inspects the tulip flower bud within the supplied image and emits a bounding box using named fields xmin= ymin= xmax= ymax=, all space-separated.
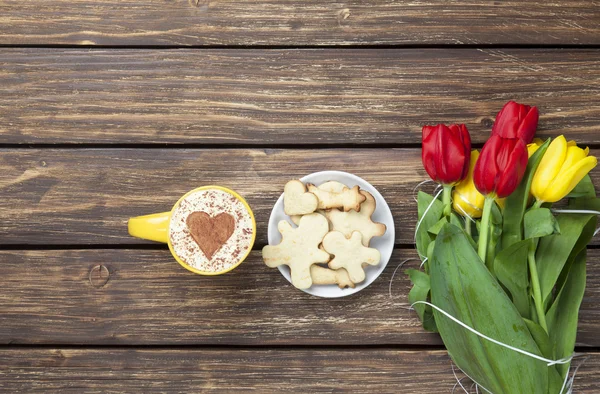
xmin=473 ymin=135 xmax=528 ymax=198
xmin=453 ymin=150 xmax=485 ymax=218
xmin=531 ymin=135 xmax=598 ymax=203
xmin=491 ymin=101 xmax=539 ymax=144
xmin=422 ymin=124 xmax=471 ymax=185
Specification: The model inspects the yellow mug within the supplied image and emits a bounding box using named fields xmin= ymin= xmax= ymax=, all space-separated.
xmin=128 ymin=185 xmax=256 ymax=275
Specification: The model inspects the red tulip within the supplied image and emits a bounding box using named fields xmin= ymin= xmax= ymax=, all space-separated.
xmin=473 ymin=135 xmax=528 ymax=198
xmin=491 ymin=101 xmax=539 ymax=143
xmin=422 ymin=124 xmax=471 ymax=185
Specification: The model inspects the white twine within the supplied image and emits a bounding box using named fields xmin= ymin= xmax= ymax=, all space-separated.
xmin=452 ymin=363 xmax=469 ymax=394
xmin=559 ymin=354 xmax=588 ymax=394
xmin=469 ymin=382 xmax=477 ymax=394
xmin=551 ymin=209 xmax=600 ymax=237
xmin=551 ymin=209 xmax=600 ymax=215
xmin=388 ymin=258 xmax=418 ymax=299
xmin=412 ymin=300 xmax=573 ymax=367
xmin=414 ymin=188 xmax=444 ymax=260
xmin=413 ymin=179 xmax=434 ymax=202
xmin=453 ymin=363 xmax=493 ymax=394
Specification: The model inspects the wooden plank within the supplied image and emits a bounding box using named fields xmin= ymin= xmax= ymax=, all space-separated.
xmin=1 ymin=148 xmax=600 ymax=246
xmin=0 ymin=348 xmax=598 ymax=393
xmin=1 ymin=1 xmax=599 ymax=46
xmin=1 ymin=248 xmax=598 ymax=346
xmin=1 ymin=49 xmax=599 ymax=145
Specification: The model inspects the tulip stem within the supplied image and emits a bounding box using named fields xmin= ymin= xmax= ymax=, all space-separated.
xmin=442 ymin=185 xmax=453 ymax=217
xmin=477 ymin=197 xmax=494 ymax=266
xmin=528 ymin=238 xmax=548 ymax=333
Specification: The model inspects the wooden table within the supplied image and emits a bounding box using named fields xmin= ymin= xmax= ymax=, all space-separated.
xmin=1 ymin=2 xmax=599 ymax=392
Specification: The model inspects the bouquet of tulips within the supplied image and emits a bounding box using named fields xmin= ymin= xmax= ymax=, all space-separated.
xmin=409 ymin=101 xmax=598 ymax=393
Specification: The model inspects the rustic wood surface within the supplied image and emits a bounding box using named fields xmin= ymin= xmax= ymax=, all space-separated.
xmin=1 ymin=148 xmax=599 ymax=246
xmin=1 ymin=49 xmax=599 ymax=145
xmin=0 ymin=348 xmax=598 ymax=393
xmin=2 ymin=1 xmax=600 ymax=391
xmin=1 ymin=248 xmax=599 ymax=347
xmin=1 ymin=1 xmax=599 ymax=46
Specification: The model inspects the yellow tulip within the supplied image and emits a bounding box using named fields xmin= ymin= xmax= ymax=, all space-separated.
xmin=531 ymin=135 xmax=597 ymax=203
xmin=453 ymin=150 xmax=485 ymax=218
xmin=495 ymin=197 xmax=506 ymax=210
xmin=527 ymin=138 xmax=544 ymax=158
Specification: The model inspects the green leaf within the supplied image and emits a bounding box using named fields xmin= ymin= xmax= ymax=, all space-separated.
xmin=546 ymin=249 xmax=587 ymax=379
xmin=406 ymin=269 xmax=437 ymax=333
xmin=523 ymin=318 xmax=553 ymax=360
xmin=567 ymin=174 xmax=596 ymax=199
xmin=523 ymin=319 xmax=565 ymax=394
xmin=407 ymin=269 xmax=430 ymax=322
xmin=427 ymin=217 xmax=448 ymax=236
xmin=486 ymin=220 xmax=502 ymax=276
xmin=548 ymin=367 xmax=566 ymax=394
xmin=502 ymin=139 xmax=551 ymax=248
xmin=422 ymin=308 xmax=438 ymax=332
xmin=536 ymin=213 xmax=596 ymax=304
xmin=568 ymin=196 xmax=600 ymax=211
xmin=416 ymin=191 xmax=444 ymax=262
xmin=430 ymin=223 xmax=548 ymax=394
xmin=555 ymin=215 xmax=596 ymax=297
xmin=494 ymin=240 xmax=530 ymax=318
xmin=450 ymin=212 xmax=463 ymax=229
xmin=491 ymin=200 xmax=503 ymax=226
xmin=524 ymin=208 xmax=560 ymax=240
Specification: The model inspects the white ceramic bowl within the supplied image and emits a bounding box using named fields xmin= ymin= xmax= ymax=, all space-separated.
xmin=267 ymin=171 xmax=395 ymax=298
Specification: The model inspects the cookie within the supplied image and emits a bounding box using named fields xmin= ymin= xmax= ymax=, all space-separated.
xmin=310 ymin=265 xmax=355 ymax=289
xmin=290 ymin=181 xmax=348 ymax=225
xmin=262 ymin=213 xmax=331 ymax=289
xmin=307 ymin=184 xmax=366 ymax=212
xmin=322 ymin=231 xmax=381 ymax=283
xmin=290 ymin=211 xmax=327 ymax=227
xmin=317 ymin=180 xmax=347 ymax=193
xmin=326 ymin=191 xmax=386 ymax=246
xmin=284 ymin=180 xmax=318 ymax=216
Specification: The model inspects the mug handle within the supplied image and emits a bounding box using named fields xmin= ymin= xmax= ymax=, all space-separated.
xmin=128 ymin=212 xmax=171 ymax=243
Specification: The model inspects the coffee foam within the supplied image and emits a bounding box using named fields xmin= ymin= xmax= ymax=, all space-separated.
xmin=169 ymin=189 xmax=254 ymax=272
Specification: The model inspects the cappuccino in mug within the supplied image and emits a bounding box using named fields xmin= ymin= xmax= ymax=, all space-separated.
xmin=169 ymin=188 xmax=254 ymax=273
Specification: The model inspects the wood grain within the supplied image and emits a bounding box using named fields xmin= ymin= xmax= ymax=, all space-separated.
xmin=1 ymin=148 xmax=599 ymax=246
xmin=1 ymin=348 xmax=597 ymax=393
xmin=1 ymin=1 xmax=599 ymax=46
xmin=1 ymin=49 xmax=599 ymax=145
xmin=1 ymin=248 xmax=598 ymax=346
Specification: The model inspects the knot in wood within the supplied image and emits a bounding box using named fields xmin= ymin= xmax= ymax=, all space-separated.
xmin=481 ymin=118 xmax=494 ymax=128
xmin=89 ymin=264 xmax=110 ymax=288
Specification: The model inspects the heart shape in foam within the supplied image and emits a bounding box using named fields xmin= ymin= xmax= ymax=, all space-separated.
xmin=186 ymin=211 xmax=236 ymax=260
